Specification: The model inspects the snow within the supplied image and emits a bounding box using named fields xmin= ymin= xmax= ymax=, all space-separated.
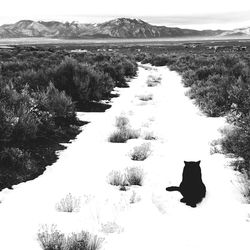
xmin=0 ymin=64 xmax=249 ymax=250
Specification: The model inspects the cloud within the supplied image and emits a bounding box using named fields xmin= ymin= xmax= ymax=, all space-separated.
xmin=139 ymin=11 xmax=250 ymax=30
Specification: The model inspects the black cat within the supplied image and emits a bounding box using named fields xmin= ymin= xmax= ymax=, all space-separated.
xmin=166 ymin=161 xmax=206 ymax=207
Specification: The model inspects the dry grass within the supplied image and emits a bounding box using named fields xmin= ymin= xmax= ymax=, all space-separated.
xmin=126 ymin=167 xmax=144 ymax=186
xmin=130 ymin=143 xmax=151 ymax=161
xmin=37 ymin=224 xmax=64 ymax=250
xmin=109 ymin=115 xmax=140 ymax=143
xmin=115 ymin=115 xmax=129 ymax=129
xmin=137 ymin=94 xmax=153 ymax=101
xmin=55 ymin=193 xmax=81 ymax=212
xmin=64 ymin=231 xmax=103 ymax=250
xmin=108 ymin=167 xmax=144 ymax=187
xmin=143 ymin=131 xmax=157 ymax=140
xmin=108 ymin=170 xmax=128 ymax=186
xmin=146 ymin=75 xmax=162 ymax=87
xmin=38 ymin=225 xmax=103 ymax=250
xmin=101 ymin=222 xmax=124 ymax=234
xmin=108 ymin=128 xmax=140 ymax=143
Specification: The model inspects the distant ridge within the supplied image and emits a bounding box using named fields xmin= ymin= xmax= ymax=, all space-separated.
xmin=0 ymin=17 xmax=245 ymax=39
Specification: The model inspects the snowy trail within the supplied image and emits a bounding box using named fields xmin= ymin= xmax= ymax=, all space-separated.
xmin=0 ymin=64 xmax=249 ymax=250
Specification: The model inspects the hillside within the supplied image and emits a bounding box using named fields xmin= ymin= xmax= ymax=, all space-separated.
xmin=220 ymin=27 xmax=250 ymax=36
xmin=0 ymin=18 xmax=226 ymax=39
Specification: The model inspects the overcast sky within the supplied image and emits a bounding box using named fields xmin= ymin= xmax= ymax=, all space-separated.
xmin=1 ymin=0 xmax=250 ymax=30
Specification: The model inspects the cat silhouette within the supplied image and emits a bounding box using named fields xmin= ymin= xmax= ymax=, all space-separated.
xmin=166 ymin=161 xmax=206 ymax=207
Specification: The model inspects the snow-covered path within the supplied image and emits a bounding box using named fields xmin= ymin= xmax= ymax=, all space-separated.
xmin=0 ymin=64 xmax=249 ymax=250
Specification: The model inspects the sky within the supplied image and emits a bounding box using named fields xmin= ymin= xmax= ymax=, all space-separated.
xmin=1 ymin=0 xmax=250 ymax=30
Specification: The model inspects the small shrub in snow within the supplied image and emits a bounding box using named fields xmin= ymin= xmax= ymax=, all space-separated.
xmin=101 ymin=221 xmax=124 ymax=234
xmin=87 ymin=234 xmax=103 ymax=250
xmin=108 ymin=170 xmax=128 ymax=186
xmin=63 ymin=231 xmax=102 ymax=250
xmin=146 ymin=75 xmax=161 ymax=87
xmin=126 ymin=167 xmax=144 ymax=186
xmin=125 ymin=128 xmax=140 ymax=140
xmin=108 ymin=128 xmax=139 ymax=143
xmin=130 ymin=143 xmax=151 ymax=161
xmin=137 ymin=94 xmax=153 ymax=101
xmin=38 ymin=225 xmax=102 ymax=250
xmin=38 ymin=224 xmax=64 ymax=250
xmin=115 ymin=115 xmax=129 ymax=129
xmin=143 ymin=131 xmax=157 ymax=140
xmin=55 ymin=193 xmax=81 ymax=212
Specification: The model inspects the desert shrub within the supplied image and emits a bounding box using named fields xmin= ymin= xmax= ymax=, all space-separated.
xmin=220 ymin=125 xmax=250 ymax=173
xmin=130 ymin=143 xmax=151 ymax=161
xmin=101 ymin=221 xmax=123 ymax=234
xmin=37 ymin=82 xmax=75 ymax=120
xmin=0 ymin=147 xmax=33 ymax=171
xmin=146 ymin=75 xmax=161 ymax=87
xmin=0 ymin=104 xmax=15 ymax=141
xmin=108 ymin=167 xmax=144 ymax=187
xmin=38 ymin=225 xmax=64 ymax=250
xmin=125 ymin=167 xmax=144 ymax=186
xmin=108 ymin=128 xmax=139 ymax=143
xmin=108 ymin=129 xmax=128 ymax=143
xmin=0 ymin=47 xmax=138 ymax=191
xmin=143 ymin=131 xmax=157 ymax=140
xmin=52 ymin=57 xmax=115 ymax=103
xmin=182 ymin=69 xmax=196 ymax=87
xmin=108 ymin=170 xmax=128 ymax=186
xmin=86 ymin=235 xmax=103 ymax=250
xmin=115 ymin=115 xmax=129 ymax=129
xmin=38 ymin=225 xmax=102 ymax=250
xmin=137 ymin=94 xmax=153 ymax=101
xmin=11 ymin=103 xmax=40 ymax=142
xmin=0 ymin=147 xmax=35 ymax=189
xmin=55 ymin=193 xmax=81 ymax=212
xmin=188 ymin=74 xmax=231 ymax=117
xmin=63 ymin=231 xmax=102 ymax=250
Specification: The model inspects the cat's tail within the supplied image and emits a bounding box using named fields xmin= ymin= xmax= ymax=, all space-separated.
xmin=166 ymin=186 xmax=180 ymax=192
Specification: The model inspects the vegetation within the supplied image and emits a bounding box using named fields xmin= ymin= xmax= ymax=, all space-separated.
xmin=109 ymin=116 xmax=139 ymax=143
xmin=143 ymin=131 xmax=157 ymax=140
xmin=146 ymin=75 xmax=161 ymax=87
xmin=108 ymin=166 xmax=144 ymax=187
xmin=139 ymin=46 xmax=250 ymax=179
xmin=37 ymin=225 xmax=65 ymax=250
xmin=108 ymin=128 xmax=140 ymax=143
xmin=0 ymin=46 xmax=137 ymax=190
xmin=130 ymin=143 xmax=151 ymax=161
xmin=108 ymin=170 xmax=128 ymax=186
xmin=63 ymin=231 xmax=103 ymax=250
xmin=125 ymin=167 xmax=144 ymax=186
xmin=115 ymin=115 xmax=130 ymax=129
xmin=55 ymin=193 xmax=81 ymax=212
xmin=137 ymin=93 xmax=153 ymax=101
xmin=38 ymin=225 xmax=102 ymax=250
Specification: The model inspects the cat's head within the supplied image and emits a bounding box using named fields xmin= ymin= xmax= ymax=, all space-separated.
xmin=183 ymin=161 xmax=202 ymax=177
xmin=184 ymin=161 xmax=201 ymax=165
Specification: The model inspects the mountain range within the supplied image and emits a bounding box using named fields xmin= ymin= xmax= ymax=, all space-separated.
xmin=0 ymin=18 xmax=249 ymax=39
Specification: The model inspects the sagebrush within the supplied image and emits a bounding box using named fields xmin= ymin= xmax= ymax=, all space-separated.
xmin=130 ymin=143 xmax=151 ymax=161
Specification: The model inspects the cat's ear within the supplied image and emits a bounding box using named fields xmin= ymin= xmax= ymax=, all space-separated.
xmin=184 ymin=161 xmax=187 ymax=164
xmin=197 ymin=160 xmax=201 ymax=164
